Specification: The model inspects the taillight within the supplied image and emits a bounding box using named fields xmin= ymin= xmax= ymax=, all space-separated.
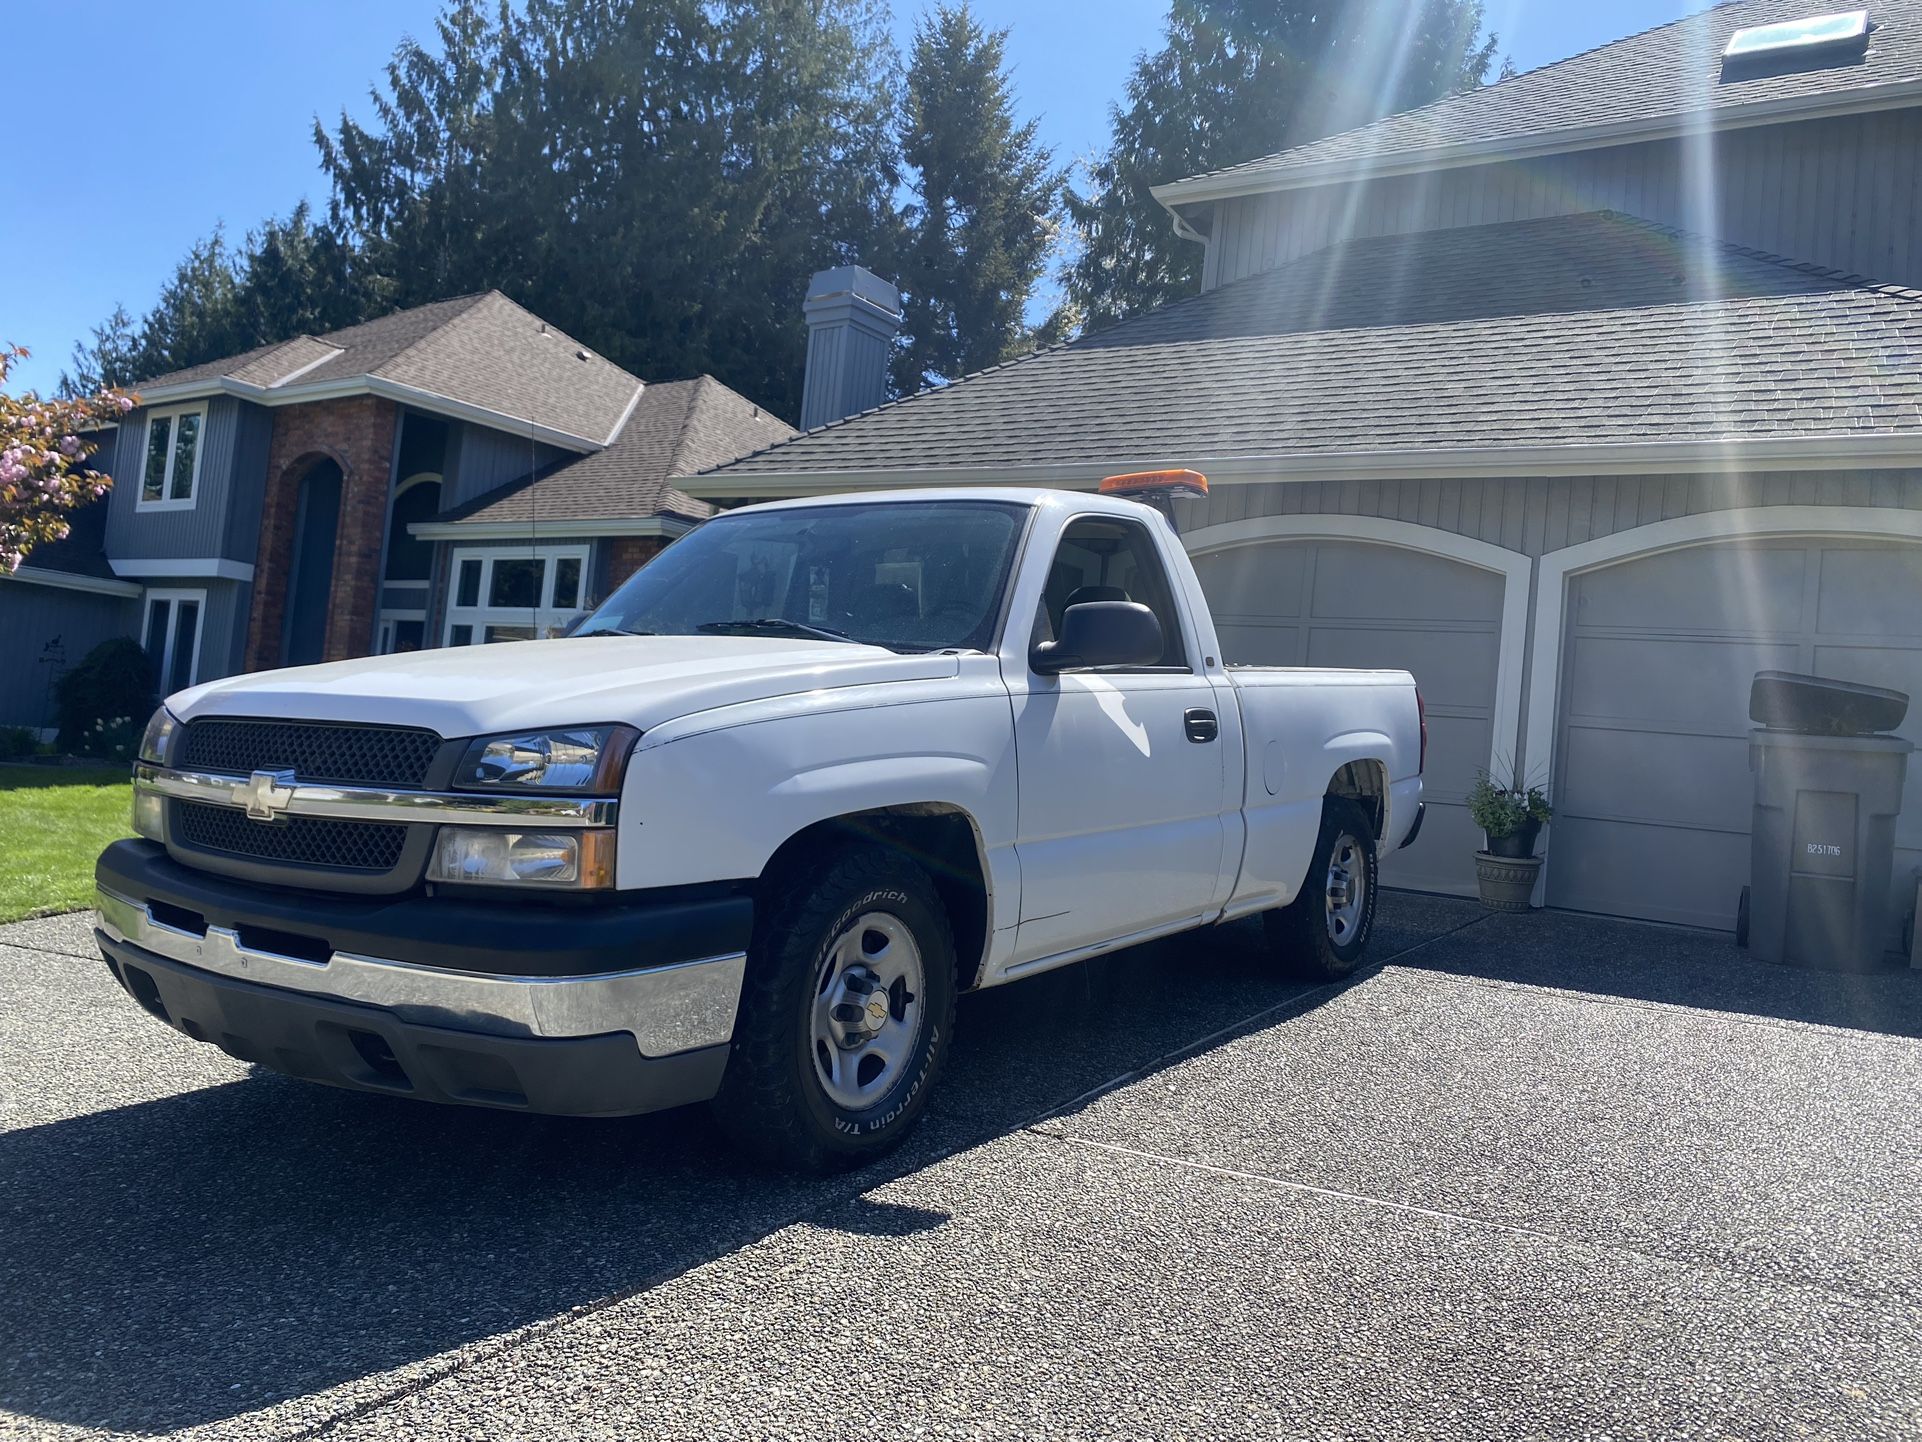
xmin=1417 ymin=690 xmax=1428 ymax=774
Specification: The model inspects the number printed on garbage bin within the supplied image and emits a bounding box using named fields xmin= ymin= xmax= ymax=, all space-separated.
xmin=1806 ymin=842 xmax=1843 ymax=857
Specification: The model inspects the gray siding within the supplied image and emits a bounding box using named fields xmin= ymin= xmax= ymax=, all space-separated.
xmin=1203 ymin=109 xmax=1922 ymax=291
xmin=0 ymin=581 xmax=140 ymax=729
xmin=103 ymin=396 xmax=268 ymax=565
xmin=1193 ymin=469 xmax=1922 ymax=559
xmin=219 ymin=402 xmax=275 ymax=563
xmin=1199 ymin=468 xmax=1922 ymax=794
xmin=194 ymin=579 xmax=252 ymax=682
xmin=442 ymin=422 xmax=566 ymax=512
xmin=87 ymin=426 xmax=119 ymax=480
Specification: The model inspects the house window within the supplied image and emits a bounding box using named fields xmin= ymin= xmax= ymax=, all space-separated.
xmin=137 ymin=408 xmax=205 ymax=509
xmin=376 ymin=475 xmax=441 ymax=655
xmin=442 ymin=545 xmax=592 ymax=645
xmin=142 ymin=589 xmax=206 ymax=694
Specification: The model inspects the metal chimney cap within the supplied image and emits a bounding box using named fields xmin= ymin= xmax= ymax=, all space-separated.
xmin=805 ymin=265 xmax=902 ymax=319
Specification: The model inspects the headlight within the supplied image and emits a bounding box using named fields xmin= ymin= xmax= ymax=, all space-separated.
xmin=138 ymin=707 xmax=179 ymax=765
xmin=428 ymin=827 xmax=617 ymax=889
xmin=453 ymin=724 xmax=638 ymax=791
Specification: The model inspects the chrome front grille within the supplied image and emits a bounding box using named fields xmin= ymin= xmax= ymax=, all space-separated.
xmin=141 ymin=740 xmax=615 ymax=895
xmin=173 ymin=801 xmax=409 ymax=872
xmin=180 ymin=718 xmax=442 ymax=788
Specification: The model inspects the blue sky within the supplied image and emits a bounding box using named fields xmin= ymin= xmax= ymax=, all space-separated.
xmin=4 ymin=1 xmax=1699 ymax=395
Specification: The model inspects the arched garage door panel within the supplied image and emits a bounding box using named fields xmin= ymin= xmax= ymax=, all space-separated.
xmin=1550 ymin=539 xmax=1922 ymax=933
xmin=1193 ymin=539 xmax=1506 ymax=896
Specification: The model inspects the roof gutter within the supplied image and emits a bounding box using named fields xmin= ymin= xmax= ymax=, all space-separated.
xmin=681 ymin=432 xmax=1922 ymax=499
xmin=409 ymin=515 xmax=700 ymax=542
xmin=1 ymin=566 xmax=142 ymax=598
xmin=1150 ymin=77 xmax=1922 ymax=213
xmin=133 ymin=373 xmax=643 ymax=454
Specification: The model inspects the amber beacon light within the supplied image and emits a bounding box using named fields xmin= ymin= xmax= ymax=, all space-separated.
xmin=1098 ymin=469 xmax=1209 ymax=499
xmin=1098 ymin=469 xmax=1208 ymax=530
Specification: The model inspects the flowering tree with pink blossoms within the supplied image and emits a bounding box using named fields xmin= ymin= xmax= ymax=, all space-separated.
xmin=0 ymin=343 xmax=136 ymax=572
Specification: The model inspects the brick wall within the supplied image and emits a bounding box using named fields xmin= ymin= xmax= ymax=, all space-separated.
xmin=245 ymin=396 xmax=399 ymax=670
xmin=600 ymin=535 xmax=670 ymax=600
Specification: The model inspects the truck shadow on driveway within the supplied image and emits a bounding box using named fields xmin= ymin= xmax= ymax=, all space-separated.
xmin=0 ymin=910 xmax=1363 ymax=1435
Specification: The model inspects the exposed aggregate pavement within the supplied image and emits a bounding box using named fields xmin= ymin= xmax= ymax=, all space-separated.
xmin=3 ymin=894 xmax=1919 ymax=1440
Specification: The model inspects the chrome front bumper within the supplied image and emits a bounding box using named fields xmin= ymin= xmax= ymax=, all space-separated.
xmin=95 ymin=886 xmax=744 ymax=1058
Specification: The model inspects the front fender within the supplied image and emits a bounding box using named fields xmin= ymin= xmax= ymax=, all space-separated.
xmin=617 ymin=689 xmax=1019 ymax=918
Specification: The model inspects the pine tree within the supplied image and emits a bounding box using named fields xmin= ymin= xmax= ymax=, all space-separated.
xmin=67 ymin=206 xmax=380 ymax=387
xmin=1063 ymin=0 xmax=1502 ymax=330
xmin=126 ymin=228 xmax=249 ymax=380
xmin=58 ymin=305 xmax=142 ymax=398
xmin=893 ymin=3 xmax=1064 ymax=392
xmin=231 ymin=203 xmax=381 ymax=348
xmin=315 ymin=0 xmax=907 ymax=423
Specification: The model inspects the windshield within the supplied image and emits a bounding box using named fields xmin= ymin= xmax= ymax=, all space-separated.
xmin=576 ymin=500 xmax=1030 ymax=653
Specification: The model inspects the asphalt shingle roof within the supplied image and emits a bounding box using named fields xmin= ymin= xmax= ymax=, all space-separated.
xmin=136 ymin=293 xmax=642 ymax=447
xmin=1162 ymin=0 xmax=1922 ymax=198
xmin=442 ymin=376 xmax=794 ymax=527
xmin=10 ymin=493 xmax=117 ymax=581
xmin=700 ymin=211 xmax=1922 ymax=479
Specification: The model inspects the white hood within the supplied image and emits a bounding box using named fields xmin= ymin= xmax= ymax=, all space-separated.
xmin=169 ymin=636 xmax=962 ymax=738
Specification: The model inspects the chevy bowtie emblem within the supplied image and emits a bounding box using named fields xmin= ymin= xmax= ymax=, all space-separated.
xmin=238 ymin=769 xmax=298 ymax=822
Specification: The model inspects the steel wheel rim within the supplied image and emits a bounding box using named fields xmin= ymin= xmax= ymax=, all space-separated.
xmin=1325 ymin=833 xmax=1367 ymax=946
xmin=810 ymin=911 xmax=926 ymax=1111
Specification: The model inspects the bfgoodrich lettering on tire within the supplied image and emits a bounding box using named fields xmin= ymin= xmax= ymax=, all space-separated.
xmin=715 ymin=844 xmax=957 ymax=1171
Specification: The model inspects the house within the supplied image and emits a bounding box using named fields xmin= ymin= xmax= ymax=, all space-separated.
xmin=686 ymin=1 xmax=1922 ymax=940
xmin=0 ymin=292 xmax=791 ymax=729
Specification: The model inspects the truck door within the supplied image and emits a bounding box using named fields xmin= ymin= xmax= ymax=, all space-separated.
xmin=1002 ymin=514 xmax=1231 ymax=966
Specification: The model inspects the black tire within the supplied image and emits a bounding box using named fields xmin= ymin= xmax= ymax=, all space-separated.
xmin=714 ymin=844 xmax=957 ymax=1172
xmin=1265 ymin=797 xmax=1380 ymax=981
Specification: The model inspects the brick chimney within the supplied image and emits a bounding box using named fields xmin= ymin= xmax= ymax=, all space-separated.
xmin=799 ymin=266 xmax=903 ymax=431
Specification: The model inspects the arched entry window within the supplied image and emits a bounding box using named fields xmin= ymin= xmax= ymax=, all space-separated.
xmin=376 ymin=474 xmax=442 ymax=654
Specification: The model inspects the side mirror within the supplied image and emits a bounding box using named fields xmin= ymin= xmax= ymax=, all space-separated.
xmin=1030 ymin=601 xmax=1164 ymax=674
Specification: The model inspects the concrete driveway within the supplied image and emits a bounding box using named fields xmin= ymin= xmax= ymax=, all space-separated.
xmin=2 ymin=893 xmax=1919 ymax=1440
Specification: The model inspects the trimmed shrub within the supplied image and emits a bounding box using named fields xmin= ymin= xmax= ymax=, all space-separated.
xmin=0 ymin=725 xmax=37 ymax=760
xmin=55 ymin=637 xmax=156 ymax=759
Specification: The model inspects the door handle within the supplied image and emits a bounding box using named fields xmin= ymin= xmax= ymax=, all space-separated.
xmin=1184 ymin=707 xmax=1218 ymax=743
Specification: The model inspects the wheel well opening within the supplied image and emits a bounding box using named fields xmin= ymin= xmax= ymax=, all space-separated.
xmin=1327 ymin=760 xmax=1387 ymax=841
xmin=761 ymin=806 xmax=990 ymax=993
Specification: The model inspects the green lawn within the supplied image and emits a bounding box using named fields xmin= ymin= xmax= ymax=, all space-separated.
xmin=0 ymin=765 xmax=134 ymax=923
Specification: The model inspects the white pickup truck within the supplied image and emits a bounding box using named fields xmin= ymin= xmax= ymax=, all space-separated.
xmin=97 ymin=485 xmax=1424 ymax=1168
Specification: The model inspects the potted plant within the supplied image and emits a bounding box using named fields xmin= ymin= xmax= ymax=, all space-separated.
xmin=1468 ymin=768 xmax=1552 ymax=912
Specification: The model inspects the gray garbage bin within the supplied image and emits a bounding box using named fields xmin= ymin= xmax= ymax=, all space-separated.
xmin=1743 ymin=671 xmax=1912 ymax=970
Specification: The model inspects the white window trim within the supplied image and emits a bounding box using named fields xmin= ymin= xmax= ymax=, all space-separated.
xmin=109 ymin=558 xmax=254 ymax=582
xmin=376 ymin=616 xmax=429 ymax=655
xmin=135 ymin=406 xmax=208 ymax=512
xmin=143 ymin=587 xmax=208 ymax=692
xmin=442 ymin=543 xmax=592 ymax=646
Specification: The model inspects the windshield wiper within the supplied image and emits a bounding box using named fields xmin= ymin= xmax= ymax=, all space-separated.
xmin=695 ymin=618 xmax=854 ymax=643
xmin=574 ymin=625 xmax=657 ymax=637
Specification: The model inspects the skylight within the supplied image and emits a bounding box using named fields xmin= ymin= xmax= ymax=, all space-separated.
xmin=1723 ymin=9 xmax=1870 ymax=61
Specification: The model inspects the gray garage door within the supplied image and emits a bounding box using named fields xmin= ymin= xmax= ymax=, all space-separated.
xmin=1192 ymin=539 xmax=1507 ymax=896
xmin=1550 ymin=538 xmax=1922 ymax=933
